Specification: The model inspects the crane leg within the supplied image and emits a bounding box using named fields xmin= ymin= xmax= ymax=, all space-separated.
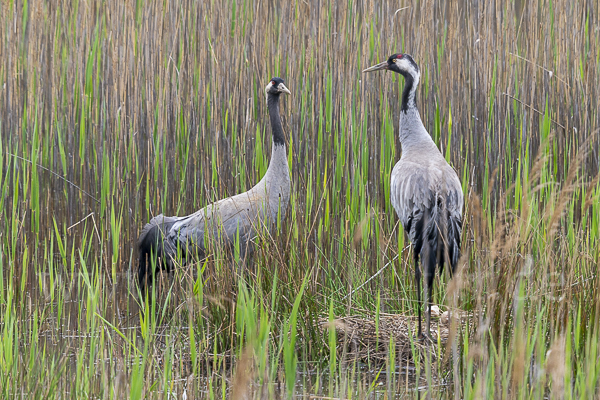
xmin=425 ymin=272 xmax=435 ymax=341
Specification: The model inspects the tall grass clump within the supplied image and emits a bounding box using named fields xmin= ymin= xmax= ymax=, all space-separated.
xmin=0 ymin=0 xmax=599 ymax=398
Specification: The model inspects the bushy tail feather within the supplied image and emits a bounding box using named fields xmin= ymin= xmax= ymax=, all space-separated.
xmin=137 ymin=214 xmax=179 ymax=287
xmin=447 ymin=215 xmax=462 ymax=276
xmin=421 ymin=205 xmax=439 ymax=285
xmin=422 ymin=198 xmax=462 ymax=279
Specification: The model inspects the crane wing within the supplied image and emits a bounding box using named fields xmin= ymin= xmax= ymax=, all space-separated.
xmin=390 ymin=159 xmax=463 ymax=260
xmin=167 ymin=192 xmax=270 ymax=253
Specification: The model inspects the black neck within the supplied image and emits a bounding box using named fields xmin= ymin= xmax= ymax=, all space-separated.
xmin=400 ymin=72 xmax=416 ymax=113
xmin=267 ymin=94 xmax=285 ymax=146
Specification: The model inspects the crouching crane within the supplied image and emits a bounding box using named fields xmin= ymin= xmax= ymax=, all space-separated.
xmin=363 ymin=54 xmax=463 ymax=340
xmin=137 ymin=77 xmax=292 ymax=287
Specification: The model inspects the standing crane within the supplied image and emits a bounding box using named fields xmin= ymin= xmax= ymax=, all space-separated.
xmin=137 ymin=77 xmax=292 ymax=287
xmin=363 ymin=54 xmax=463 ymax=340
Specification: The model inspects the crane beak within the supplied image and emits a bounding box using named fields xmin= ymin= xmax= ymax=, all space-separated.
xmin=279 ymin=83 xmax=291 ymax=95
xmin=363 ymin=61 xmax=388 ymax=73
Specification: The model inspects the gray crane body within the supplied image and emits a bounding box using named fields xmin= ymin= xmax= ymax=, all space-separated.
xmin=137 ymin=78 xmax=291 ymax=286
xmin=364 ymin=54 xmax=463 ymax=339
xmin=391 ymin=106 xmax=463 ymax=273
xmin=141 ymin=143 xmax=289 ymax=259
xmin=167 ymin=142 xmax=290 ymax=252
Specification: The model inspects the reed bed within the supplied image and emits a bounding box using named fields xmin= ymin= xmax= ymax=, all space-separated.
xmin=0 ymin=0 xmax=599 ymax=398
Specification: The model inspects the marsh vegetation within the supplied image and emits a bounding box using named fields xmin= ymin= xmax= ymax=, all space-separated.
xmin=0 ymin=0 xmax=599 ymax=398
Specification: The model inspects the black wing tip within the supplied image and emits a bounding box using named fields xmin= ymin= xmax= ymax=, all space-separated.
xmin=137 ymin=214 xmax=167 ymax=248
xmin=410 ymin=205 xmax=464 ymax=276
xmin=137 ymin=255 xmax=148 ymax=288
xmin=136 ymin=214 xmax=168 ymax=288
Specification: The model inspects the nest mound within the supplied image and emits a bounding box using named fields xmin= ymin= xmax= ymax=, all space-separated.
xmin=319 ymin=307 xmax=468 ymax=367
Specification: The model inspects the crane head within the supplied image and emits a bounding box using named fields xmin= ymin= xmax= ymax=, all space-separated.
xmin=265 ymin=77 xmax=291 ymax=99
xmin=363 ymin=53 xmax=420 ymax=79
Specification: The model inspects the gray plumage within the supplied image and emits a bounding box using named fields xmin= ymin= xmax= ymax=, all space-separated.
xmin=137 ymin=77 xmax=292 ymax=286
xmin=364 ymin=54 xmax=463 ymax=339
